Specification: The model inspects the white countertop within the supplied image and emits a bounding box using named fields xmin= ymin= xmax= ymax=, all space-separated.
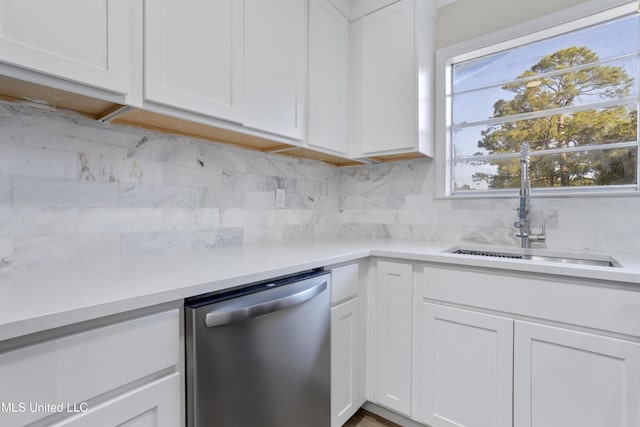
xmin=2 ymin=239 xmax=640 ymax=342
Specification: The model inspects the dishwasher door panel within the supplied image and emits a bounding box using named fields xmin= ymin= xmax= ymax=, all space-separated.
xmin=186 ymin=273 xmax=330 ymax=427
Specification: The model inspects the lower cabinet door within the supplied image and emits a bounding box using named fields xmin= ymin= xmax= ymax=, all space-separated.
xmin=421 ymin=303 xmax=513 ymax=427
xmin=331 ymin=297 xmax=361 ymax=427
xmin=371 ymin=261 xmax=413 ymax=416
xmin=51 ymin=373 xmax=181 ymax=427
xmin=514 ymin=321 xmax=640 ymax=427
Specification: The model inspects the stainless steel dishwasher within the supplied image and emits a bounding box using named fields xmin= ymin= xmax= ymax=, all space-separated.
xmin=185 ymin=269 xmax=330 ymax=427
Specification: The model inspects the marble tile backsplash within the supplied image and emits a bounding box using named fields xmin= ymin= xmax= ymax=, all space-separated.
xmin=0 ymin=104 xmax=339 ymax=270
xmin=337 ymin=159 xmax=640 ymax=255
xmin=1 ymin=102 xmax=639 ymax=271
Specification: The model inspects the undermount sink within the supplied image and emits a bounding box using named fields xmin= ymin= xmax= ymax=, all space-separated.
xmin=446 ymin=247 xmax=622 ymax=268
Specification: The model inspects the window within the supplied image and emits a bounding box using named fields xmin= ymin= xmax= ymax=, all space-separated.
xmin=439 ymin=2 xmax=640 ymax=196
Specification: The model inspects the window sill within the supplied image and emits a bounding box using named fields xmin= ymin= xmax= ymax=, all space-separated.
xmin=435 ymin=189 xmax=640 ymax=200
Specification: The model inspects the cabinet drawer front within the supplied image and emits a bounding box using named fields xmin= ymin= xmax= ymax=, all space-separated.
xmin=423 ymin=266 xmax=640 ymax=338
xmin=0 ymin=309 xmax=179 ymax=427
xmin=330 ymin=263 xmax=360 ymax=304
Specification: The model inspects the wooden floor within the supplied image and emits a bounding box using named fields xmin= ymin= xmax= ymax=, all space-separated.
xmin=343 ymin=409 xmax=401 ymax=427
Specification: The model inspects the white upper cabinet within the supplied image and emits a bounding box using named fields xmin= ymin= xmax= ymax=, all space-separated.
xmin=354 ymin=0 xmax=435 ymax=158
xmin=327 ymin=0 xmax=400 ymax=21
xmin=307 ymin=0 xmax=350 ymax=156
xmin=360 ymin=0 xmax=413 ymax=154
xmin=0 ymin=0 xmax=139 ymax=101
xmin=0 ymin=0 xmax=438 ymax=162
xmin=145 ymin=0 xmax=244 ymax=123
xmin=243 ymin=0 xmax=306 ymax=140
xmin=143 ymin=0 xmax=306 ymax=141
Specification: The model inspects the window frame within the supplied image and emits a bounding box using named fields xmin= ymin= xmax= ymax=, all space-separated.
xmin=435 ymin=0 xmax=640 ymax=198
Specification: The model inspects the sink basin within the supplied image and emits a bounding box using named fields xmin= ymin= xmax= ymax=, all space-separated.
xmin=446 ymin=247 xmax=622 ymax=268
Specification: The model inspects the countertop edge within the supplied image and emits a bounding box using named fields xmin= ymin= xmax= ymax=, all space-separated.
xmin=0 ymin=248 xmax=373 ymax=342
xmin=2 ymin=239 xmax=639 ymax=343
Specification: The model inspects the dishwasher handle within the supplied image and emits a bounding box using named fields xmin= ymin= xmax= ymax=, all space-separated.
xmin=205 ymin=279 xmax=328 ymax=328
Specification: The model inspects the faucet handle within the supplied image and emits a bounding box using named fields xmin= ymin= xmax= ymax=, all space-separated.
xmin=530 ymin=221 xmax=546 ymax=243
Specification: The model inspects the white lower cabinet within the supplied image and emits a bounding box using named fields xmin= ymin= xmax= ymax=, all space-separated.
xmin=421 ymin=303 xmax=513 ymax=427
xmin=514 ymin=321 xmax=640 ymax=427
xmin=421 ymin=265 xmax=640 ymax=427
xmin=370 ymin=260 xmax=413 ymax=417
xmin=0 ymin=308 xmax=182 ymax=427
xmin=332 ymin=297 xmax=362 ymax=427
xmin=330 ymin=262 xmax=366 ymax=427
xmin=50 ymin=373 xmax=181 ymax=427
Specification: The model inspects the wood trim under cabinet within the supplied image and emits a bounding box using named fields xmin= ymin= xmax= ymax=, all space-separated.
xmin=0 ymin=74 xmax=119 ymax=119
xmin=0 ymin=74 xmax=421 ymax=167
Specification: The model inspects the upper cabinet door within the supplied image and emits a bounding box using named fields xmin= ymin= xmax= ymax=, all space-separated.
xmin=307 ymin=0 xmax=349 ymax=156
xmin=360 ymin=0 xmax=415 ymax=155
xmin=145 ymin=0 xmax=244 ymax=123
xmin=354 ymin=0 xmax=435 ymax=159
xmin=243 ymin=0 xmax=306 ymax=140
xmin=0 ymin=0 xmax=137 ymax=97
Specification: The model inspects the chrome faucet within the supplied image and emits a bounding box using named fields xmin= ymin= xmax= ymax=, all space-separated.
xmin=514 ymin=143 xmax=545 ymax=248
